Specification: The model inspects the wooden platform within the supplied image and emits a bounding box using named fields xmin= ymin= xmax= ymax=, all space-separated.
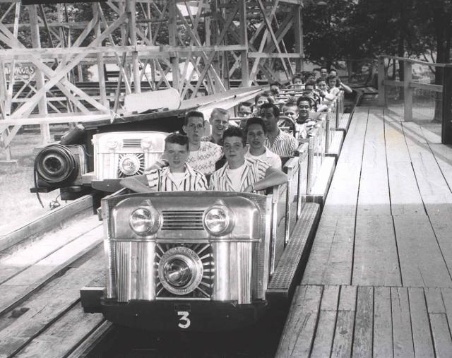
xmin=277 ymin=106 xmax=452 ymax=356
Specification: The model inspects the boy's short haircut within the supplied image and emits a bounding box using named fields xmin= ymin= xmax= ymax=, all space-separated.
xmin=245 ymin=117 xmax=267 ymax=135
xmin=284 ymin=96 xmax=298 ymax=107
xmin=259 ymin=102 xmax=280 ymax=117
xmin=255 ymin=91 xmax=275 ymax=105
xmin=296 ymin=96 xmax=314 ymax=108
xmin=292 ymin=74 xmax=303 ymax=83
xmin=316 ymin=77 xmax=327 ymax=84
xmin=184 ymin=110 xmax=204 ymax=126
xmin=304 ymin=79 xmax=317 ymax=88
xmin=165 ymin=133 xmax=189 ymax=150
xmin=239 ymin=101 xmax=252 ymax=108
xmin=210 ymin=107 xmax=230 ymax=120
xmin=222 ymin=126 xmax=247 ymax=146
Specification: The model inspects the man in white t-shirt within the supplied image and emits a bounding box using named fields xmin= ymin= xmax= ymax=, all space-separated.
xmin=120 ymin=133 xmax=207 ymax=192
xmin=244 ymin=117 xmax=281 ymax=170
xmin=209 ymin=127 xmax=287 ymax=193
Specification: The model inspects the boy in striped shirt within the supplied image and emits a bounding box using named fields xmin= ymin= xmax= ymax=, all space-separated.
xmin=120 ymin=133 xmax=207 ymax=192
xmin=209 ymin=127 xmax=287 ymax=193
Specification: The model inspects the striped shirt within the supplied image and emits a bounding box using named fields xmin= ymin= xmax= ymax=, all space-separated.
xmin=265 ymin=129 xmax=298 ymax=157
xmin=144 ymin=164 xmax=207 ymax=191
xmin=187 ymin=141 xmax=223 ymax=175
xmin=209 ymin=157 xmax=270 ymax=192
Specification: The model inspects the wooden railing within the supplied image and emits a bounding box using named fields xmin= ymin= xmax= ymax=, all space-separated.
xmin=377 ymin=55 xmax=452 ymax=144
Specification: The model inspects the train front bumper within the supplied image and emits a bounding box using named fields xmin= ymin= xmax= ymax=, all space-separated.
xmin=80 ymin=286 xmax=268 ymax=331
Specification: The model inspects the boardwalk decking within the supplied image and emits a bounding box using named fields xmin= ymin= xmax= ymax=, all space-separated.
xmin=277 ymin=106 xmax=452 ymax=357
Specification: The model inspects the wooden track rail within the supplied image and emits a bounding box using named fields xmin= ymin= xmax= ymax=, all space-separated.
xmin=0 ymin=203 xmax=105 ymax=357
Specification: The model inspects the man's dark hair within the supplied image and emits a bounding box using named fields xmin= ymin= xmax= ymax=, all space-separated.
xmin=296 ymin=96 xmax=314 ymax=108
xmin=260 ymin=102 xmax=280 ymax=117
xmin=165 ymin=133 xmax=189 ymax=150
xmin=222 ymin=126 xmax=247 ymax=146
xmin=184 ymin=110 xmax=204 ymax=126
xmin=245 ymin=117 xmax=267 ymax=135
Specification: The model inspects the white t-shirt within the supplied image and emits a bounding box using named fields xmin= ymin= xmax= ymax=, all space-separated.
xmin=170 ymin=172 xmax=186 ymax=189
xmin=226 ymin=163 xmax=246 ymax=192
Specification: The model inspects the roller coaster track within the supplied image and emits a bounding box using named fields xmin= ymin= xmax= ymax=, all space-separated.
xmin=0 ymin=195 xmax=111 ymax=357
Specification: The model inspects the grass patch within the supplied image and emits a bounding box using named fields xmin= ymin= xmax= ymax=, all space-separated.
xmin=0 ymin=132 xmax=69 ymax=235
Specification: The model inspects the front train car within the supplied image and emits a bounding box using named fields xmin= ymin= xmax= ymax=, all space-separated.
xmin=81 ymin=190 xmax=276 ymax=331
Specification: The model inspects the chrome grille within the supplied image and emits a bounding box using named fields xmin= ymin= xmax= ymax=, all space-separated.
xmin=162 ymin=210 xmax=204 ymax=230
xmin=123 ymin=138 xmax=142 ymax=148
xmin=155 ymin=243 xmax=214 ymax=299
xmin=117 ymin=153 xmax=145 ymax=178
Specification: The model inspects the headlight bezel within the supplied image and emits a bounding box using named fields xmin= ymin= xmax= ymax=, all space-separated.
xmin=203 ymin=204 xmax=235 ymax=236
xmin=129 ymin=204 xmax=161 ymax=235
xmin=158 ymin=246 xmax=204 ymax=296
xmin=118 ymin=154 xmax=141 ymax=176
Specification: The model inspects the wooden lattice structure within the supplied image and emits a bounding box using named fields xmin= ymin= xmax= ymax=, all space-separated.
xmin=0 ymin=0 xmax=306 ymax=159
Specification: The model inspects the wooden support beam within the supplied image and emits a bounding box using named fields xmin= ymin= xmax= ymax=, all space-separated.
xmin=239 ymin=0 xmax=250 ymax=87
xmin=441 ymin=65 xmax=452 ymax=144
xmin=294 ymin=4 xmax=303 ymax=73
xmin=28 ymin=4 xmax=50 ymax=145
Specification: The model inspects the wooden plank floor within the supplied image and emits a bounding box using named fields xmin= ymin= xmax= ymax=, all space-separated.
xmin=278 ymin=106 xmax=452 ymax=357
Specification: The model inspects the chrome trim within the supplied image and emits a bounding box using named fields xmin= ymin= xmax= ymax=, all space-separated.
xmin=114 ymin=241 xmax=156 ymax=302
xmin=161 ymin=210 xmax=204 ymax=230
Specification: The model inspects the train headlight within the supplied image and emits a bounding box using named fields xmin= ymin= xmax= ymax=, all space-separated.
xmin=129 ymin=205 xmax=160 ymax=235
xmin=141 ymin=137 xmax=155 ymax=150
xmin=106 ymin=139 xmax=119 ymax=150
xmin=204 ymin=204 xmax=234 ymax=236
xmin=35 ymin=144 xmax=79 ymax=184
xmin=158 ymin=247 xmax=203 ymax=295
xmin=119 ymin=154 xmax=140 ymax=176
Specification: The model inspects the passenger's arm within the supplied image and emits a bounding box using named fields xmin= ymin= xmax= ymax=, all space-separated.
xmin=145 ymin=159 xmax=168 ymax=171
xmin=244 ymin=167 xmax=287 ymax=192
xmin=120 ymin=175 xmax=156 ymax=193
xmin=338 ymin=80 xmax=353 ymax=94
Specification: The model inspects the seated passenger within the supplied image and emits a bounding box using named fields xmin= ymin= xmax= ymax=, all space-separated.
xmin=327 ymin=74 xmax=353 ymax=95
xmin=316 ymin=77 xmax=329 ymax=100
xmin=302 ymin=79 xmax=321 ymax=109
xmin=296 ymin=96 xmax=319 ymax=138
xmin=303 ymin=71 xmax=316 ymax=84
xmin=260 ymin=103 xmax=299 ymax=157
xmin=269 ymin=81 xmax=282 ymax=96
xmin=120 ymin=133 xmax=207 ymax=192
xmin=282 ymin=99 xmax=299 ymax=123
xmin=209 ymin=127 xmax=287 ymax=193
xmin=237 ymin=102 xmax=253 ymax=118
xmin=253 ymin=91 xmax=274 ymax=116
xmin=244 ymin=117 xmax=282 ymax=170
xmin=282 ymin=99 xmax=307 ymax=139
xmin=183 ymin=110 xmax=223 ymax=175
xmin=291 ymin=74 xmax=304 ymax=91
xmin=319 ymin=66 xmax=329 ymax=80
xmin=202 ymin=108 xmax=230 ymax=146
